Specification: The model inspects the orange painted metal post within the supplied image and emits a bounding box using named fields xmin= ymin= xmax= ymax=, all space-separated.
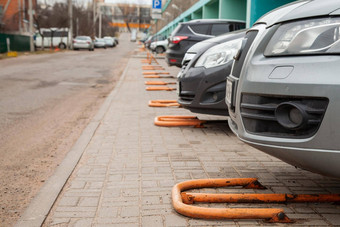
xmin=149 ymin=53 xmax=159 ymax=65
xmin=144 ymin=75 xmax=175 ymax=78
xmin=146 ymin=86 xmax=175 ymax=91
xmin=142 ymin=66 xmax=165 ymax=70
xmin=182 ymin=193 xmax=340 ymax=204
xmin=172 ymin=178 xmax=291 ymax=222
xmin=148 ymin=100 xmax=181 ymax=107
xmin=154 ymin=116 xmax=206 ymax=127
xmin=143 ymin=71 xmax=170 ymax=75
xmin=145 ymin=81 xmax=176 ymax=85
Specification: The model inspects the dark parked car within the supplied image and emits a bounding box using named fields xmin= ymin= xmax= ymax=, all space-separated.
xmin=177 ymin=30 xmax=246 ymax=116
xmin=166 ymin=19 xmax=245 ymax=67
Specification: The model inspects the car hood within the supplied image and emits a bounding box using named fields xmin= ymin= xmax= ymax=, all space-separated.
xmin=186 ymin=30 xmax=247 ymax=55
xmin=256 ymin=0 xmax=340 ymax=27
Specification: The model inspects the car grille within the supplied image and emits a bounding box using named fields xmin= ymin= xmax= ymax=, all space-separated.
xmin=179 ymin=83 xmax=195 ymax=102
xmin=240 ymin=94 xmax=328 ymax=138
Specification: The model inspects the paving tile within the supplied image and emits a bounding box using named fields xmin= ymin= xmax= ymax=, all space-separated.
xmin=44 ymin=48 xmax=340 ymax=227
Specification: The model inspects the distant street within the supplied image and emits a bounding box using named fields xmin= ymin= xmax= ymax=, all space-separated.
xmin=0 ymin=33 xmax=135 ymax=226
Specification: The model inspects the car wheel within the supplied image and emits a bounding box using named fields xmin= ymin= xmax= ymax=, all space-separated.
xmin=156 ymin=46 xmax=165 ymax=54
xmin=58 ymin=43 xmax=67 ymax=49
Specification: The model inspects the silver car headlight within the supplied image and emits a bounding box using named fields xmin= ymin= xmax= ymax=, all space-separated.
xmin=265 ymin=17 xmax=340 ymax=56
xmin=195 ymin=38 xmax=242 ymax=68
xmin=182 ymin=53 xmax=196 ymax=65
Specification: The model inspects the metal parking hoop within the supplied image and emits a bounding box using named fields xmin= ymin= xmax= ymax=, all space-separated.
xmin=142 ymin=66 xmax=165 ymax=70
xmin=146 ymin=86 xmax=176 ymax=91
xmin=172 ymin=178 xmax=340 ymax=223
xmin=148 ymin=100 xmax=181 ymax=107
xmin=154 ymin=116 xmax=205 ymax=127
xmin=145 ymin=81 xmax=176 ymax=85
xmin=141 ymin=52 xmax=159 ymax=65
xmin=144 ymin=75 xmax=175 ymax=78
xmin=143 ymin=71 xmax=170 ymax=75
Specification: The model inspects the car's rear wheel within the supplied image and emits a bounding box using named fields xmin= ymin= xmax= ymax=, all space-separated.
xmin=156 ymin=46 xmax=165 ymax=54
xmin=58 ymin=43 xmax=66 ymax=49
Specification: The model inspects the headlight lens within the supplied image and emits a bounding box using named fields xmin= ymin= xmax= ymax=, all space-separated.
xmin=265 ymin=17 xmax=340 ymax=56
xmin=195 ymin=38 xmax=242 ymax=68
xmin=182 ymin=53 xmax=196 ymax=65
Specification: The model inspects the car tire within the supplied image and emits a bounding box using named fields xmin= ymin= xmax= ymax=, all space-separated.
xmin=156 ymin=46 xmax=165 ymax=54
xmin=58 ymin=43 xmax=67 ymax=49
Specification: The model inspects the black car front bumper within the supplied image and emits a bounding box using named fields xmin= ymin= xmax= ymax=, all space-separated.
xmin=178 ymin=63 xmax=232 ymax=116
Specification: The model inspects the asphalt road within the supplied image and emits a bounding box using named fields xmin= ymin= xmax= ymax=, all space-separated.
xmin=0 ymin=33 xmax=136 ymax=226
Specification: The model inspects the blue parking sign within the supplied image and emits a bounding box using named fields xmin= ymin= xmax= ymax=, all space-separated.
xmin=152 ymin=0 xmax=162 ymax=9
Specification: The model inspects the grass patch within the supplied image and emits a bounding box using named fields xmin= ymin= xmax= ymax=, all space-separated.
xmin=0 ymin=49 xmax=68 ymax=60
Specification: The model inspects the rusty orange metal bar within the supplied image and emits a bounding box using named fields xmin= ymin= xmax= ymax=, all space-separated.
xmin=142 ymin=67 xmax=164 ymax=70
xmin=182 ymin=192 xmax=340 ymax=204
xmin=148 ymin=100 xmax=181 ymax=107
xmin=143 ymin=71 xmax=170 ymax=75
xmin=154 ymin=116 xmax=206 ymax=127
xmin=172 ymin=178 xmax=290 ymax=222
xmin=146 ymin=86 xmax=176 ymax=91
xmin=145 ymin=81 xmax=176 ymax=85
xmin=149 ymin=53 xmax=159 ymax=65
xmin=172 ymin=178 xmax=340 ymax=222
xmin=144 ymin=75 xmax=175 ymax=78
xmin=141 ymin=53 xmax=159 ymax=65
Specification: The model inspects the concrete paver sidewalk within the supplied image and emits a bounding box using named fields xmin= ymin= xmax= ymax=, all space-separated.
xmin=19 ymin=47 xmax=340 ymax=226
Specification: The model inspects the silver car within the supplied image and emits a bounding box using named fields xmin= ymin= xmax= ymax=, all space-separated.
xmin=94 ymin=38 xmax=106 ymax=49
xmin=73 ymin=36 xmax=94 ymax=51
xmin=226 ymin=0 xmax=340 ymax=178
xmin=103 ymin=36 xmax=115 ymax=47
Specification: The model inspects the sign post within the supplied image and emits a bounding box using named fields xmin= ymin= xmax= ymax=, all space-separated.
xmin=151 ymin=0 xmax=162 ymax=19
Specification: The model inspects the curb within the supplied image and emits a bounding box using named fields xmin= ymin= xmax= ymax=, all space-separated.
xmin=15 ymin=58 xmax=131 ymax=227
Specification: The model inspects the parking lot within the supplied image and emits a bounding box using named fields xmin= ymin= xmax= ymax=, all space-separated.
xmin=17 ymin=45 xmax=340 ymax=227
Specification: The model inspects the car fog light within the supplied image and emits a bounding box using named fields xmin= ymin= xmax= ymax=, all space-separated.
xmin=212 ymin=93 xmax=218 ymax=101
xmin=275 ymin=102 xmax=308 ymax=130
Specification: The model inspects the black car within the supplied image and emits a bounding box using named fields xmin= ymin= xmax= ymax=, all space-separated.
xmin=166 ymin=19 xmax=245 ymax=67
xmin=177 ymin=30 xmax=246 ymax=116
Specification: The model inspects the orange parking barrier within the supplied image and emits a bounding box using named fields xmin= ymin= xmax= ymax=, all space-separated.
xmin=146 ymin=86 xmax=176 ymax=91
xmin=172 ymin=178 xmax=340 ymax=223
xmin=148 ymin=100 xmax=181 ymax=107
xmin=145 ymin=81 xmax=176 ymax=85
xmin=143 ymin=71 xmax=170 ymax=75
xmin=141 ymin=52 xmax=159 ymax=65
xmin=142 ymin=66 xmax=165 ymax=70
xmin=154 ymin=116 xmax=205 ymax=127
xmin=144 ymin=75 xmax=175 ymax=78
